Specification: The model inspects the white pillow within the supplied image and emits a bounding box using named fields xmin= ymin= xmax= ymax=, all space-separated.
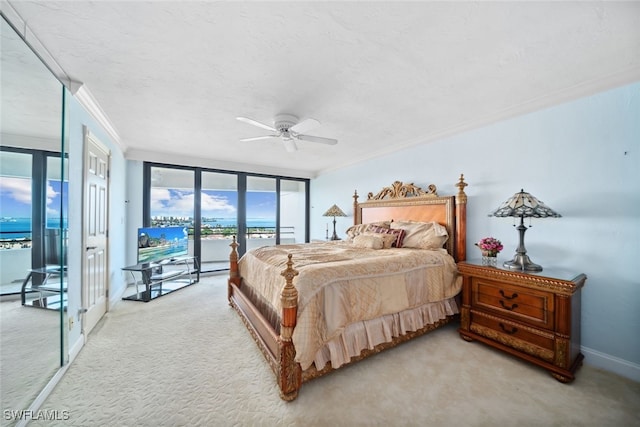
xmin=361 ymin=231 xmax=397 ymax=249
xmin=345 ymin=221 xmax=390 ymax=241
xmin=390 ymin=220 xmax=448 ymax=249
xmin=352 ymin=234 xmax=384 ymax=249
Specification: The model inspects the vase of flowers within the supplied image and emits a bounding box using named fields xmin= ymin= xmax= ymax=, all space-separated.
xmin=476 ymin=237 xmax=503 ymax=267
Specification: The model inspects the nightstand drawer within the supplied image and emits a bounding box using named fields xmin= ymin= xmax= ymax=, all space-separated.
xmin=472 ymin=279 xmax=554 ymax=329
xmin=470 ymin=310 xmax=555 ymax=362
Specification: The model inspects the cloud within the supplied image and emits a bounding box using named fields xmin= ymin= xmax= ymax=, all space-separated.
xmin=46 ymin=182 xmax=60 ymax=215
xmin=201 ymin=192 xmax=236 ymax=215
xmin=149 ymin=188 xmax=236 ymax=217
xmin=150 ymin=188 xmax=172 ymax=211
xmin=0 ymin=176 xmax=31 ymax=204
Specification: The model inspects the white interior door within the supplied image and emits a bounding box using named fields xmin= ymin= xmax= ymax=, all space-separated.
xmin=82 ymin=128 xmax=110 ymax=336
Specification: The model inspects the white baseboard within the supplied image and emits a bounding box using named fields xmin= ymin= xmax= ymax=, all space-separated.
xmin=582 ymin=345 xmax=640 ymax=383
xmin=67 ymin=283 xmax=126 ymax=365
xmin=14 ymin=364 xmax=70 ymax=427
xmin=68 ymin=334 xmax=84 ymax=364
xmin=109 ymin=281 xmax=128 ymax=308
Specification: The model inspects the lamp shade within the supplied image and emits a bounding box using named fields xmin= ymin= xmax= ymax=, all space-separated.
xmin=490 ymin=189 xmax=561 ymax=219
xmin=490 ymin=189 xmax=560 ymax=272
xmin=323 ymin=204 xmax=347 ymax=217
xmin=323 ymin=204 xmax=347 ymax=241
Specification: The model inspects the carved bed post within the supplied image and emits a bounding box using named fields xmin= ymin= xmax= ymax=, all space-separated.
xmin=455 ymin=174 xmax=468 ymax=262
xmin=228 ymin=236 xmax=240 ymax=300
xmin=279 ymin=254 xmax=302 ymax=401
xmin=353 ymin=190 xmax=359 ymax=226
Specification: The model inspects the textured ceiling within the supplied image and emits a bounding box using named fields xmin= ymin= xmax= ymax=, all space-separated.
xmin=4 ymin=1 xmax=640 ymax=178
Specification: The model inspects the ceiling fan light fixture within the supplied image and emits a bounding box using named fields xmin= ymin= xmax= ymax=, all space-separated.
xmin=283 ymin=139 xmax=298 ymax=152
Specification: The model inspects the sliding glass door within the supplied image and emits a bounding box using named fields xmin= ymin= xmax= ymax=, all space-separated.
xmin=280 ymin=179 xmax=307 ymax=244
xmin=0 ymin=150 xmax=33 ymax=287
xmin=148 ymin=167 xmax=195 ymax=229
xmin=246 ymin=176 xmax=276 ymax=252
xmin=200 ymin=171 xmax=237 ymax=270
xmin=143 ymin=163 xmax=309 ymax=272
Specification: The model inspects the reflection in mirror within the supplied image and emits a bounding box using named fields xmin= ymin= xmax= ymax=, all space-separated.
xmin=0 ymin=15 xmax=67 ymax=420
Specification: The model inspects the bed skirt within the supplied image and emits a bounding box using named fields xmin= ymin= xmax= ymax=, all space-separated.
xmin=312 ymin=297 xmax=458 ymax=371
xmin=239 ymin=281 xmax=458 ymax=371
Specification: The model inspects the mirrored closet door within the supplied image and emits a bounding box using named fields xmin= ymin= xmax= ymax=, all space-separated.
xmin=0 ymin=15 xmax=67 ymax=420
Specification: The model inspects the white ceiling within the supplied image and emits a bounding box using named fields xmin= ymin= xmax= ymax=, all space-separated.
xmin=4 ymin=1 xmax=640 ymax=178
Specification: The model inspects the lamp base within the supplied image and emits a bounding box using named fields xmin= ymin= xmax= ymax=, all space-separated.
xmin=503 ymin=254 xmax=543 ymax=272
xmin=329 ymin=217 xmax=341 ymax=241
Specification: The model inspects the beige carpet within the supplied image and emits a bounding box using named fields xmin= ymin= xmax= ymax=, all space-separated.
xmin=1 ymin=298 xmax=61 ymax=414
xmin=27 ymin=274 xmax=639 ymax=427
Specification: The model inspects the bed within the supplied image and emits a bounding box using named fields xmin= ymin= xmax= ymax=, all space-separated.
xmin=227 ymin=174 xmax=468 ymax=400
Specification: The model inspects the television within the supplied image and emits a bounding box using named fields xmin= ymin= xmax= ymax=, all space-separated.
xmin=137 ymin=226 xmax=189 ymax=264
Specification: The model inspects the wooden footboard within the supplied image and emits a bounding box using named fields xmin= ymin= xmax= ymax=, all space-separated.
xmin=228 ymin=238 xmax=302 ymax=400
xmin=228 ymin=175 xmax=468 ymax=400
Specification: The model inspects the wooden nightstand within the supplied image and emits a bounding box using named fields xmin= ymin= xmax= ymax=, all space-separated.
xmin=458 ymin=260 xmax=586 ymax=382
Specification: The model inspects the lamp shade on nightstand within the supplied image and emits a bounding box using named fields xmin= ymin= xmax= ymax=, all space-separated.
xmin=490 ymin=189 xmax=561 ymax=272
xmin=323 ymin=204 xmax=347 ymax=240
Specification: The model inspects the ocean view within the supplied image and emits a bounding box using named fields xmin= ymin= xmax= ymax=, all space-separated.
xmin=0 ymin=217 xmax=66 ymax=240
xmin=1 ymin=217 xmax=282 ymax=246
xmin=203 ymin=219 xmax=276 ymax=228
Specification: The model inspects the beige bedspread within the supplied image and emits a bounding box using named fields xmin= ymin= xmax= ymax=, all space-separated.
xmin=238 ymin=241 xmax=461 ymax=370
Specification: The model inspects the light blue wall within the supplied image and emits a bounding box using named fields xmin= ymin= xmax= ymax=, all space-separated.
xmin=311 ymin=82 xmax=640 ymax=381
xmin=66 ymin=90 xmax=128 ymax=355
xmin=125 ymin=160 xmax=144 ymax=266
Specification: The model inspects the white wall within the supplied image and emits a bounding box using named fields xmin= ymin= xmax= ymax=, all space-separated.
xmin=311 ymin=82 xmax=640 ymax=381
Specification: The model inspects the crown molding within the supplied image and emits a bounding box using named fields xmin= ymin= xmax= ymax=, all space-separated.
xmin=73 ymin=84 xmax=124 ymax=153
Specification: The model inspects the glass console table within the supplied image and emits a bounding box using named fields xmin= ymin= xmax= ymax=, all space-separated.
xmin=21 ymin=265 xmax=67 ymax=310
xmin=122 ymin=256 xmax=199 ymax=302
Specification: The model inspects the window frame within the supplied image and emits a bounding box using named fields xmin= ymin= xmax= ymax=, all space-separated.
xmin=142 ymin=162 xmax=310 ymax=272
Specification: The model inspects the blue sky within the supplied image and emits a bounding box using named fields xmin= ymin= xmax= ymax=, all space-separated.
xmin=0 ymin=176 xmax=66 ymax=219
xmin=150 ymin=188 xmax=276 ymax=219
xmin=1 ymin=178 xmax=272 ymax=221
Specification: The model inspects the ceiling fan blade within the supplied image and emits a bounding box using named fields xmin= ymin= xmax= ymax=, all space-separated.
xmin=283 ymin=139 xmax=298 ymax=152
xmin=289 ymin=118 xmax=320 ymax=134
xmin=236 ymin=116 xmax=277 ymax=132
xmin=240 ymin=135 xmax=278 ymax=142
xmin=297 ymin=134 xmax=338 ymax=145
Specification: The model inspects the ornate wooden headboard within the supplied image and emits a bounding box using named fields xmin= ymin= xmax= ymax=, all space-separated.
xmin=353 ymin=174 xmax=468 ymax=262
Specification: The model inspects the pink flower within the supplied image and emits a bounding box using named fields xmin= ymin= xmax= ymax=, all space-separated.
xmin=475 ymin=237 xmax=503 ymax=255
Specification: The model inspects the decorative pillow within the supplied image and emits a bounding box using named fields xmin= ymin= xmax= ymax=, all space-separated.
xmin=390 ymin=220 xmax=448 ymax=250
xmin=352 ymin=233 xmax=384 ymax=249
xmin=361 ymin=231 xmax=397 ymax=249
xmin=345 ymin=221 xmax=391 ymax=241
xmin=367 ymin=225 xmax=406 ymax=248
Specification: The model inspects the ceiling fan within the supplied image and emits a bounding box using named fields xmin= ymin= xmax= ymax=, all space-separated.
xmin=237 ymin=114 xmax=338 ymax=152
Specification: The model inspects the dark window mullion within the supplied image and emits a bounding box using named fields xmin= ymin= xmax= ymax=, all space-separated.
xmin=32 ymin=151 xmax=46 ymax=272
xmin=142 ymin=163 xmax=151 ymax=227
xmin=193 ymin=169 xmax=202 ymax=269
xmin=237 ymin=174 xmax=247 ymax=257
xmin=275 ymin=178 xmax=281 ymax=245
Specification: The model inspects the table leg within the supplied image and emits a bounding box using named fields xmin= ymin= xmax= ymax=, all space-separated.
xmin=21 ymin=272 xmax=33 ymax=305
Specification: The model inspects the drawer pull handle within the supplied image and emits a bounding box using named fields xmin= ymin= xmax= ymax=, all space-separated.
xmin=499 ymin=290 xmax=518 ymax=300
xmin=499 ymin=300 xmax=519 ymax=310
xmin=499 ymin=323 xmax=518 ymax=335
